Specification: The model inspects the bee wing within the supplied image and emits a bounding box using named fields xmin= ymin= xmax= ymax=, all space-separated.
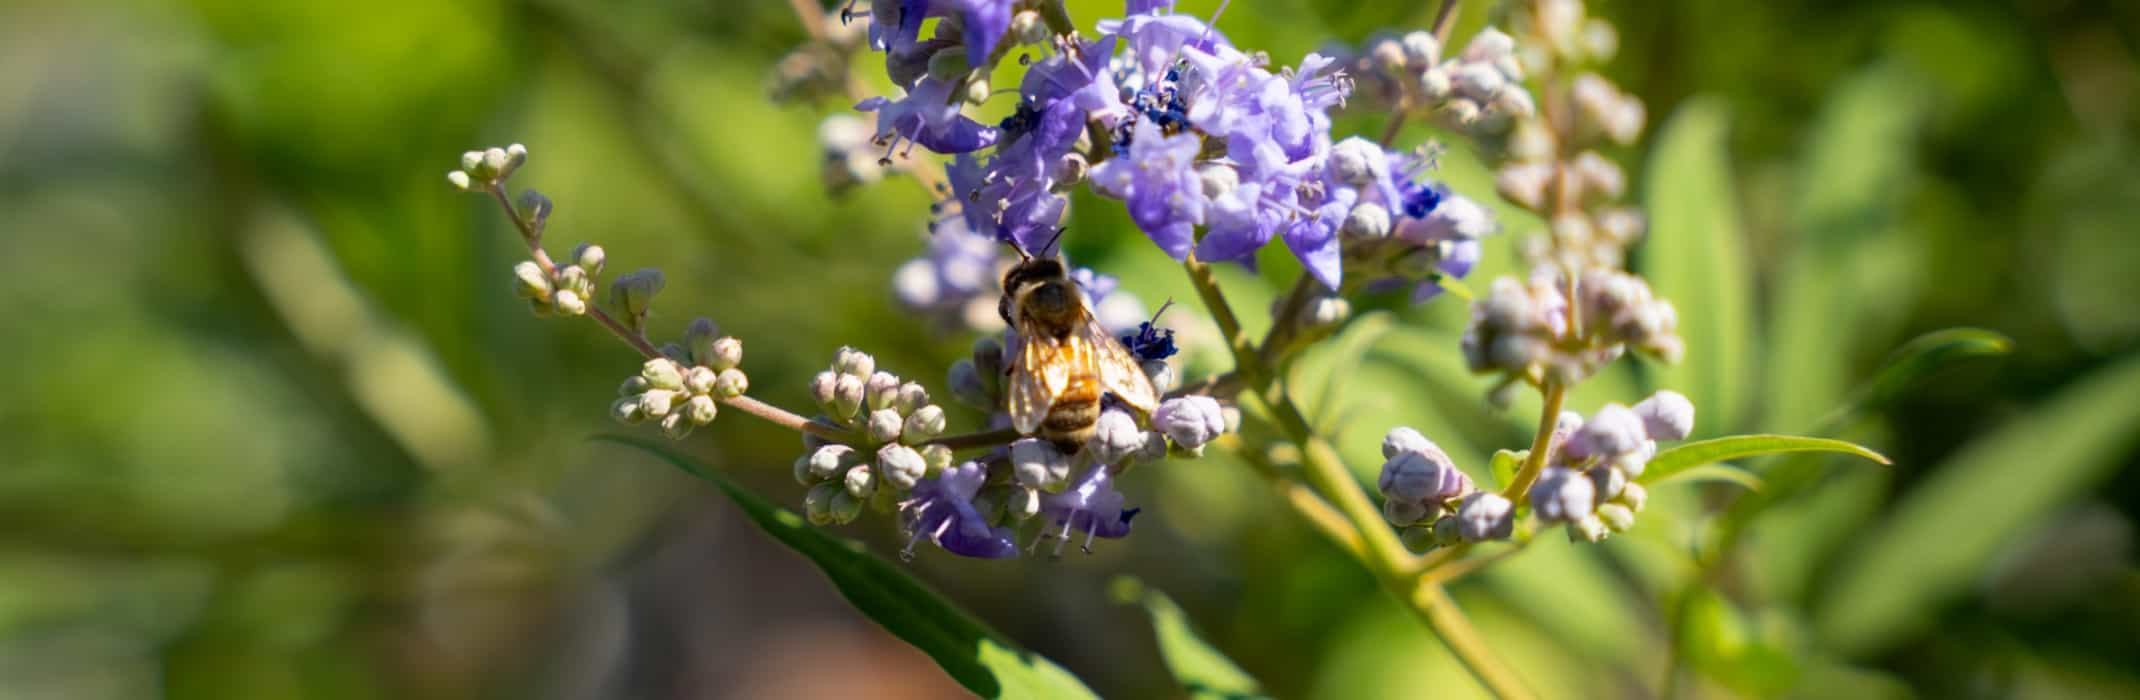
xmin=1007 ymin=321 xmax=1078 ymax=435
xmin=1081 ymin=316 xmax=1159 ymax=415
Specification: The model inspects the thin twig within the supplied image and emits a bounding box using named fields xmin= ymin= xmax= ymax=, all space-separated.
xmin=921 ymin=427 xmax=1024 ymax=451
xmin=1500 ymin=380 xmax=1565 ymax=500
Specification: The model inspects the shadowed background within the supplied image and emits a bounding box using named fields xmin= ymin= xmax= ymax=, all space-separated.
xmin=1 ymin=0 xmax=2136 ymax=697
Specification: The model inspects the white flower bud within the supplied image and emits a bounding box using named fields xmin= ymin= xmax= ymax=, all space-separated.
xmin=1142 ymin=360 xmax=1177 ymax=394
xmin=891 ymin=383 xmax=931 ymax=415
xmin=1576 ymin=403 xmax=1647 ymax=457
xmin=1597 ymin=503 xmax=1636 ymax=532
xmin=1462 ymin=27 xmax=1516 ymax=65
xmin=1134 ymin=430 xmax=1170 ymax=463
xmin=684 ymin=366 xmax=717 ymax=395
xmin=1492 ymin=88 xmax=1536 ymax=119
xmin=810 ymin=371 xmax=840 ymax=409
xmin=1582 ymin=18 xmax=1619 ymax=62
xmin=1307 ymin=294 xmax=1351 ymax=329
xmin=446 ymin=170 xmax=474 ymax=191
xmin=834 ymin=346 xmax=876 ymax=378
xmin=1417 ymin=66 xmax=1454 ymax=99
xmin=571 ymin=243 xmax=605 ymax=276
xmin=1010 ymin=438 xmax=1071 ymax=491
xmin=512 ymin=261 xmax=551 ymax=299
xmin=1569 ymin=513 xmax=1610 ymax=542
xmin=844 ymin=464 xmax=876 ymax=499
xmin=1154 ymin=396 xmax=1226 ymax=450
xmin=879 ymin=444 xmax=928 ymax=490
xmin=638 ymin=389 xmax=678 ymax=418
xmin=1369 ymin=39 xmax=1406 ymax=74
xmin=610 ymin=396 xmax=644 ymax=424
xmin=505 ymin=143 xmax=528 ymax=171
xmin=1633 ymin=390 xmax=1695 ymax=442
xmin=480 ymin=147 xmax=511 ymax=180
xmin=1617 ymin=481 xmax=1648 ymax=512
xmin=1495 ymin=163 xmax=1552 ymax=211
xmin=641 ymin=359 xmax=685 ymax=391
xmin=919 ymin=443 xmax=955 ymax=473
xmin=901 ymin=405 xmax=947 ymax=443
xmin=1052 ymin=152 xmax=1089 ymax=187
xmin=660 ymin=411 xmax=693 ymax=439
xmin=832 ymin=374 xmax=866 ymax=420
xmin=964 ymin=76 xmax=991 ymax=105
xmin=1012 ymin=10 xmax=1048 ymax=45
xmin=701 ymin=337 xmax=741 ymax=372
xmin=1400 ymin=30 xmax=1441 ymax=67
xmin=1382 ymin=426 xmax=1437 ymax=460
xmin=1328 ymin=137 xmax=1387 ymax=187
xmin=865 ymin=371 xmax=902 ymax=411
xmin=1572 ymin=150 xmax=1626 ymax=200
xmin=1086 ymin=409 xmax=1147 ymax=465
xmin=1453 ymin=62 xmax=1506 ymax=101
xmin=866 ymin=408 xmax=905 ymax=444
xmin=1587 ymin=465 xmax=1627 ymax=502
xmin=714 ymin=369 xmax=748 ymax=398
xmin=1342 ymin=201 xmax=1392 ymax=238
xmin=808 ymin=444 xmax=857 ymax=481
xmin=685 ymin=394 xmax=719 ymax=426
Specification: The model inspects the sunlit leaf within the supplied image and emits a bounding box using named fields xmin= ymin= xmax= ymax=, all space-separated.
xmin=1641 ymin=97 xmax=1754 ymax=436
xmin=599 ymin=436 xmax=1099 ymax=699
xmin=1489 ymin=450 xmax=1523 ymax=491
xmin=1675 ymin=585 xmax=1800 ymax=696
xmin=1813 ymin=354 xmax=2140 ymax=655
xmin=1112 ymin=577 xmax=1267 ymax=700
xmin=1640 ymin=435 xmax=1889 ymax=485
xmin=1651 ymin=464 xmax=1765 ymax=491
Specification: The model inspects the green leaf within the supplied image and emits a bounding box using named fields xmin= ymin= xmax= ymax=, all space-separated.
xmin=1111 ymin=577 xmax=1267 ymax=700
xmin=1641 ymin=97 xmax=1755 ymax=436
xmin=1674 ymin=585 xmax=1801 ymax=696
xmin=1651 ymin=463 xmax=1765 ymax=491
xmin=1813 ymin=353 xmax=2140 ymax=655
xmin=1297 ymin=311 xmax=1397 ymax=434
xmin=1815 ymin=327 xmax=2011 ymax=429
xmin=597 ymin=436 xmax=1099 ymax=699
xmin=1489 ymin=449 xmax=1524 ymax=491
xmin=1640 ymin=435 xmax=1890 ymax=485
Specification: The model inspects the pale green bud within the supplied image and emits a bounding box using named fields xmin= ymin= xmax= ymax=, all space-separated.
xmin=864 ymin=372 xmax=901 ymax=412
xmin=460 ymin=150 xmax=484 ymax=173
xmin=553 ymin=289 xmax=587 ymax=316
xmin=638 ymin=389 xmax=678 ymax=418
xmin=660 ymin=411 xmax=693 ymax=440
xmin=1399 ymin=525 xmax=1438 ymax=553
xmin=810 ymin=371 xmax=840 ymax=411
xmin=571 ymin=242 xmax=606 ymax=276
xmin=830 ymin=491 xmax=864 ymax=524
xmin=1011 ymin=10 xmax=1047 ymax=45
xmin=834 ymin=346 xmax=876 ymax=378
xmin=480 ymin=147 xmax=511 ymax=180
xmin=1616 ymin=482 xmax=1648 ymax=512
xmin=964 ymin=77 xmax=991 ymax=105
xmin=878 ymin=444 xmax=928 ymax=490
xmin=707 ymin=337 xmax=743 ymax=372
xmin=1597 ymin=503 xmax=1635 ymax=532
xmin=505 ymin=143 xmax=528 ymax=170
xmin=1569 ymin=513 xmax=1610 ymax=542
xmin=714 ymin=369 xmax=749 ymax=398
xmin=844 ymin=464 xmax=876 ymax=499
xmin=807 ymin=444 xmax=858 ymax=481
xmin=512 ymin=261 xmax=551 ymax=299
xmin=901 ymin=405 xmax=946 ymax=443
xmin=641 ymin=358 xmax=686 ymax=391
xmin=832 ymin=373 xmax=866 ymax=420
xmin=685 ymin=394 xmax=718 ymax=426
xmin=892 ymin=382 xmax=930 ymax=415
xmin=610 ymin=396 xmax=644 ymax=424
xmin=866 ymin=408 xmax=905 ymax=444
xmin=918 ymin=443 xmax=954 ymax=474
xmin=685 ymin=366 xmax=717 ymax=395
xmin=447 ymin=170 xmax=474 ymax=191
xmin=805 ymin=482 xmax=844 ymax=525
xmin=1433 ymin=515 xmax=1463 ymax=546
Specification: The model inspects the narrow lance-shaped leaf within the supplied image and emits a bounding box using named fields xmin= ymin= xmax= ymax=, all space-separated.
xmin=1112 ymin=577 xmax=1268 ymax=700
xmin=1812 ymin=327 xmax=2012 ymax=431
xmin=598 ymin=436 xmax=1100 ymax=700
xmin=1639 ymin=435 xmax=1890 ymax=486
xmin=1814 ymin=353 xmax=2140 ymax=655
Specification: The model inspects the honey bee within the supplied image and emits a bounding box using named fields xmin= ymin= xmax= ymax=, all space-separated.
xmin=999 ymin=247 xmax=1158 ymax=453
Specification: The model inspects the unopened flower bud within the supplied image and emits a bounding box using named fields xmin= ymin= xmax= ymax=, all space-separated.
xmin=1087 ymin=409 xmax=1147 ymax=465
xmin=794 ymin=455 xmax=819 ymax=485
xmin=1453 ymin=62 xmax=1506 ymax=101
xmin=1582 ymin=18 xmax=1619 ymax=61
xmin=1342 ymin=201 xmax=1392 ymax=238
xmin=832 ymin=374 xmax=866 ymax=420
xmin=1400 ymin=30 xmax=1441 ymax=66
xmin=683 ymin=366 xmax=716 ymax=395
xmin=1417 ymin=66 xmax=1453 ymax=100
xmin=1383 ymin=427 xmax=1436 ymax=460
xmin=610 ymin=396 xmax=644 ymax=424
xmin=1576 ymin=404 xmax=1646 ymax=457
xmin=512 ymin=261 xmax=551 ymax=299
xmin=1569 ymin=513 xmax=1610 ymax=542
xmin=638 ymin=389 xmax=678 ymax=418
xmin=1529 ymin=467 xmax=1596 ymax=523
xmin=843 ymin=464 xmax=876 ymax=499
xmin=810 ymin=371 xmax=839 ymax=408
xmin=1587 ymin=465 xmax=1627 ymax=502
xmin=879 ymin=444 xmax=928 ymax=490
xmin=1052 ymin=152 xmax=1090 ymax=186
xmin=1493 ymin=88 xmax=1536 ymax=119
xmin=1617 ymin=481 xmax=1648 ymax=511
xmin=481 ymin=147 xmax=511 ymax=180
xmin=1328 ymin=137 xmax=1386 ymax=187
xmin=517 ymin=190 xmax=553 ymax=232
xmin=504 ymin=143 xmax=528 ymax=171
xmin=685 ymin=394 xmax=718 ymax=425
xmin=1597 ymin=503 xmax=1636 ymax=532
xmin=919 ymin=443 xmax=955 ymax=473
xmin=1456 ymin=492 xmax=1515 ymax=541
xmin=947 ymin=359 xmax=991 ymax=408
xmin=570 ymin=242 xmax=605 ymax=276
xmin=1011 ymin=10 xmax=1048 ymax=45
xmin=610 ymin=268 xmax=665 ymax=317
xmin=446 ymin=170 xmax=474 ymax=191
xmin=1385 ymin=498 xmax=1437 ymax=527
xmin=835 ymin=346 xmax=876 ymax=378
xmin=1633 ymin=390 xmax=1695 ymax=442
xmin=1010 ymin=438 xmax=1071 ymax=490
xmin=969 ymin=337 xmax=1003 ymax=378
xmin=1400 ymin=525 xmax=1438 ymax=552
xmin=715 ymin=369 xmax=749 ymax=398
xmin=641 ymin=359 xmax=685 ymax=391
xmin=1369 ymin=39 xmax=1406 ymax=74
xmin=1154 ymin=396 xmax=1226 ymax=450
xmin=864 ymin=372 xmax=901 ymax=411
xmin=1142 ymin=360 xmax=1176 ymax=394
xmin=1433 ymin=514 xmax=1464 ymax=546
xmin=660 ymin=411 xmax=693 ymax=439
xmin=1496 ymin=162 xmax=1553 ymax=211
xmin=684 ymin=318 xmax=719 ymax=363
xmin=808 ymin=444 xmax=857 ymax=481
xmin=805 ymin=482 xmax=845 ymax=525
xmin=1306 ymin=294 xmax=1351 ymax=329
xmin=890 ymin=383 xmax=930 ymax=415
xmin=1379 ymin=446 xmax=1472 ymax=507
xmin=902 ymin=405 xmax=947 ymax=443
xmin=1134 ymin=430 xmax=1169 ymax=463
xmin=864 ymin=408 xmax=904 ymax=444
xmin=964 ymin=77 xmax=991 ymax=105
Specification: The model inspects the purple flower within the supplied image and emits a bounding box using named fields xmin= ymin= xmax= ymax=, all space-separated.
xmin=1089 ymin=119 xmax=1206 ymax=258
xmin=899 ymin=461 xmax=1018 ymax=559
xmin=1037 ymin=466 xmax=1139 ymax=555
xmin=1528 ymin=466 xmax=1595 ymax=523
xmin=1456 ymin=492 xmax=1515 ymax=541
xmin=1120 ymin=320 xmax=1178 ymax=361
xmin=893 ymin=216 xmax=1001 ymax=312
xmin=865 ymin=0 xmax=1014 ymax=70
xmin=1153 ymin=395 xmax=1226 ymax=449
xmin=1125 ymin=0 xmax=1177 ymax=14
xmin=1633 ymin=390 xmax=1695 ymax=442
xmin=856 ymin=77 xmax=1000 ymax=156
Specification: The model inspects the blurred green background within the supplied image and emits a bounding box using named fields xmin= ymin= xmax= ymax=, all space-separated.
xmin=2 ymin=0 xmax=2137 ymax=697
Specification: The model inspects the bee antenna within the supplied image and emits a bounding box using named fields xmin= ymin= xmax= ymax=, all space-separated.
xmin=1040 ymin=227 xmax=1068 ymax=257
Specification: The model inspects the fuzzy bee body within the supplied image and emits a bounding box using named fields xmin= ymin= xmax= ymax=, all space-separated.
xmin=999 ymin=257 xmax=1158 ymax=452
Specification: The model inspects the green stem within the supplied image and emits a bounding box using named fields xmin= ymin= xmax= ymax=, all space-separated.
xmin=1500 ymin=380 xmax=1566 ymax=501
xmin=1182 ymin=257 xmax=1533 ymax=700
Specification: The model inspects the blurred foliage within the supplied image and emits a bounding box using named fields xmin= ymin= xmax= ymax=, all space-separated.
xmin=1 ymin=0 xmax=2137 ymax=698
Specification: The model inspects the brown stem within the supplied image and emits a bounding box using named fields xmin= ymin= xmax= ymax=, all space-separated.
xmin=1429 ymin=0 xmax=1461 ymax=44
xmin=921 ymin=427 xmax=1024 ymax=451
xmin=725 ymin=395 xmax=853 ymax=442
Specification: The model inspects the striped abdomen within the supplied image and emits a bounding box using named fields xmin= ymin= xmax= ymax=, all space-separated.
xmin=1039 ymin=373 xmax=1103 ymax=452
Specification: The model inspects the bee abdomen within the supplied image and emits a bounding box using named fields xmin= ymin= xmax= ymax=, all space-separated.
xmin=1040 ymin=380 xmax=1103 ymax=452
